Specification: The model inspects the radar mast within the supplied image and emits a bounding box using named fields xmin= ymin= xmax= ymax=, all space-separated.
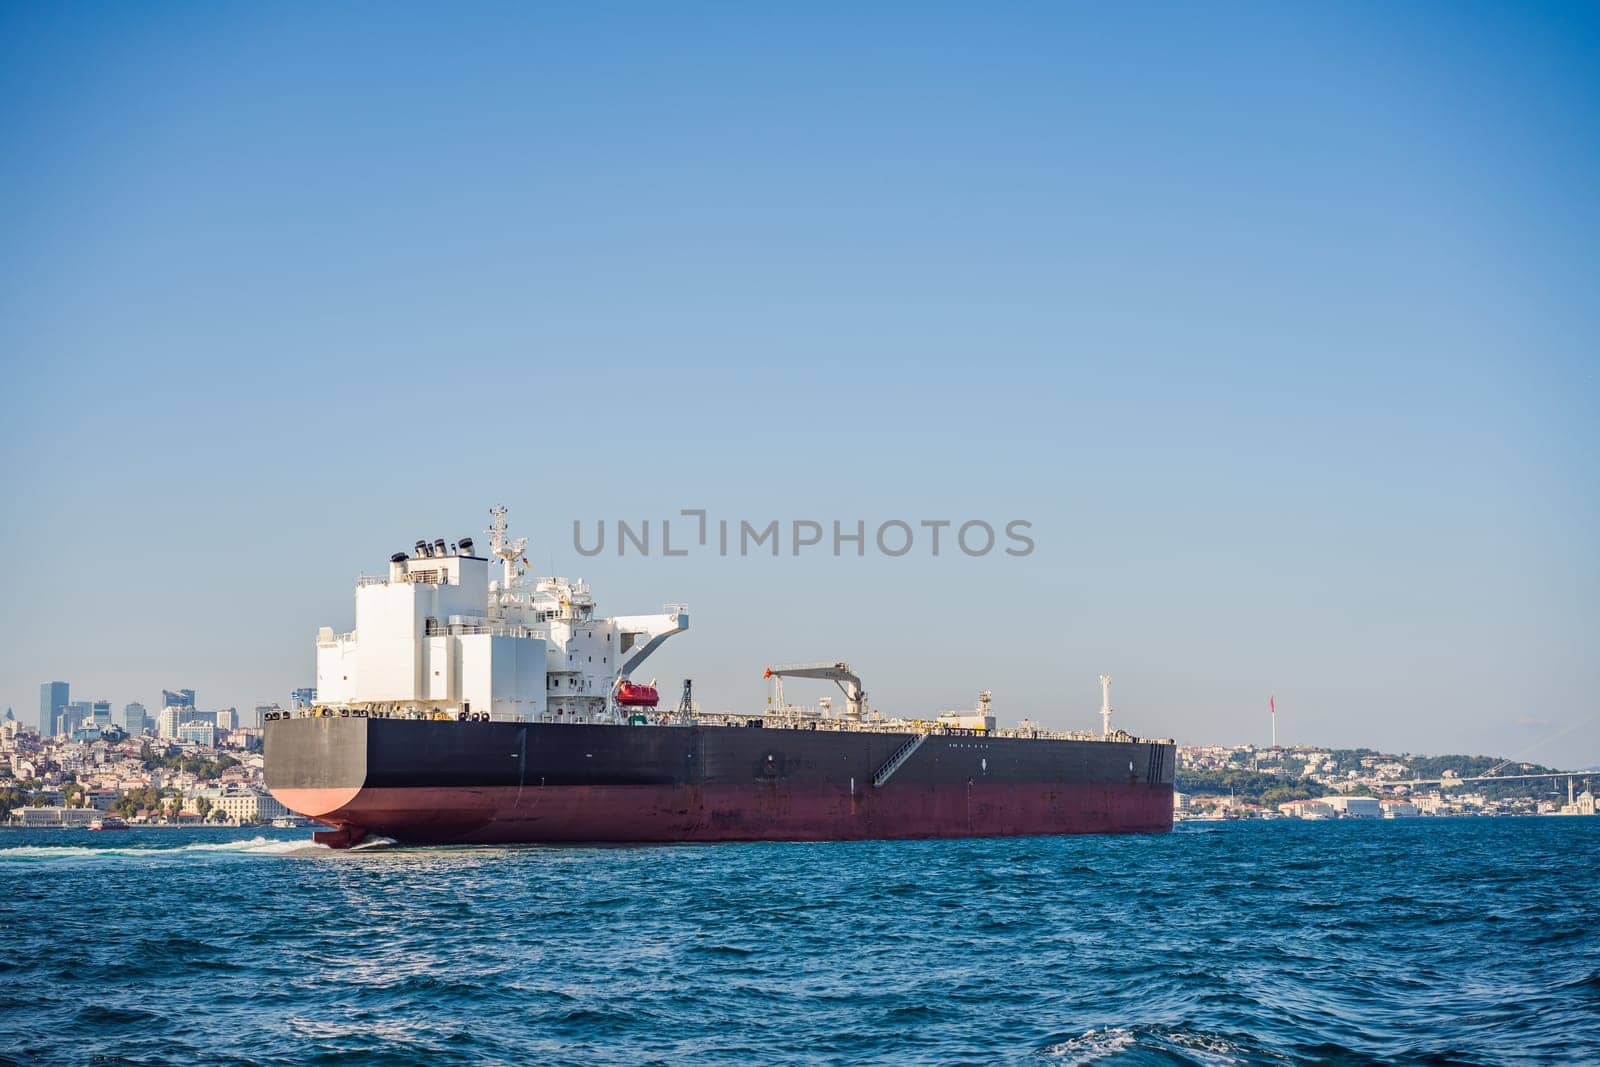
xmin=487 ymin=504 xmax=528 ymax=588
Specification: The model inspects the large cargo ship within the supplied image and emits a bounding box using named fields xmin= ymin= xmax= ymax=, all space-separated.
xmin=264 ymin=508 xmax=1174 ymax=848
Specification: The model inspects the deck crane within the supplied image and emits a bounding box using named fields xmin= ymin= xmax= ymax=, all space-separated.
xmin=763 ymin=662 xmax=868 ymax=720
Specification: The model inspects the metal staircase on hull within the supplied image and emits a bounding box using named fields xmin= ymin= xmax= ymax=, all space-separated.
xmin=873 ymin=733 xmax=928 ymax=787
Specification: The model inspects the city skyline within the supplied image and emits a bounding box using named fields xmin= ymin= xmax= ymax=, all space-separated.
xmin=15 ymin=665 xmax=1597 ymax=770
xmin=27 ymin=679 xmax=281 ymax=740
xmin=1 ymin=4 xmax=1595 ymax=763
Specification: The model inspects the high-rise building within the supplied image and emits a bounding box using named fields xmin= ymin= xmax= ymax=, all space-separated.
xmin=122 ymin=703 xmax=150 ymax=735
xmin=39 ymin=682 xmax=68 ymax=738
xmin=253 ymin=703 xmax=282 ymax=728
xmin=177 ymin=721 xmax=216 ymax=747
xmin=161 ymin=689 xmax=196 ymax=710
xmin=90 ymin=700 xmax=112 ymax=728
xmin=60 ymin=701 xmax=92 ymax=737
xmin=290 ymin=687 xmax=316 ymax=710
xmin=156 ymin=706 xmax=183 ymax=739
xmin=215 ymin=708 xmax=236 ymax=731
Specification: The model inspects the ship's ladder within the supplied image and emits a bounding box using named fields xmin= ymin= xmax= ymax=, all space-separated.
xmin=873 ymin=732 xmax=929 ymax=788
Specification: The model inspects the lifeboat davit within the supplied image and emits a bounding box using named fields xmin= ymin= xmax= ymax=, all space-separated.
xmin=615 ymin=681 xmax=660 ymax=708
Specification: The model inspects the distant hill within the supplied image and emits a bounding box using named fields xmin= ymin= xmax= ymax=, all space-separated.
xmin=1177 ymin=747 xmax=1577 ymax=803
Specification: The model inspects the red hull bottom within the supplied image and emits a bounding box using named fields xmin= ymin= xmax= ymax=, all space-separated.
xmin=299 ymin=782 xmax=1174 ymax=848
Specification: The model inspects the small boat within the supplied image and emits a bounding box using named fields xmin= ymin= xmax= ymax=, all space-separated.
xmin=271 ymin=815 xmax=311 ymax=828
xmin=88 ymin=816 xmax=129 ymax=831
xmin=614 ymin=680 xmax=660 ymax=707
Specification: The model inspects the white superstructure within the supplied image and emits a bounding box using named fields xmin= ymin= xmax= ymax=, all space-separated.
xmin=313 ymin=506 xmax=688 ymax=723
xmin=935 ymin=691 xmax=997 ymax=732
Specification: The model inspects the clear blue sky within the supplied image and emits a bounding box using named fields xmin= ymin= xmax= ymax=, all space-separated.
xmin=2 ymin=3 xmax=1595 ymax=764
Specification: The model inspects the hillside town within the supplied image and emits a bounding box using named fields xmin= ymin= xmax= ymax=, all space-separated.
xmin=1176 ymin=743 xmax=1597 ymax=820
xmin=0 ymin=684 xmax=308 ymax=828
xmin=4 ymin=681 xmax=1596 ymax=831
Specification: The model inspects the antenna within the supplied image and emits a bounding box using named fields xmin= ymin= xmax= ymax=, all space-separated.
xmin=1099 ymin=675 xmax=1113 ymax=738
xmin=486 ymin=505 xmax=528 ymax=587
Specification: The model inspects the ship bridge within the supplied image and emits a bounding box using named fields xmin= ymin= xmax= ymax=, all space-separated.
xmin=313 ymin=507 xmax=688 ymax=725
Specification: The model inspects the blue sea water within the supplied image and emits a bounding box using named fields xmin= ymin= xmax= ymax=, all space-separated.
xmin=1 ymin=818 xmax=1596 ymax=1066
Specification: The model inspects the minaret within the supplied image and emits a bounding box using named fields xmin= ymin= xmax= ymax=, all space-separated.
xmin=1099 ymin=675 xmax=1113 ymax=738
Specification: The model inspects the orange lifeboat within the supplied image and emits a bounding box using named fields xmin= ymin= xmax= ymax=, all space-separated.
xmin=615 ymin=680 xmax=660 ymax=707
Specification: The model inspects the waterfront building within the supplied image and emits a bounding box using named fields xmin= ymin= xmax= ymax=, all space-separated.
xmin=157 ymin=706 xmax=183 ymax=739
xmin=38 ymin=682 xmax=68 ymax=738
xmin=1324 ymin=796 xmax=1382 ymax=818
xmin=210 ymin=787 xmax=286 ymax=823
xmin=5 ymin=806 xmax=102 ymax=828
xmin=1278 ymin=800 xmax=1337 ymax=819
xmin=1556 ymin=780 xmax=1597 ymax=816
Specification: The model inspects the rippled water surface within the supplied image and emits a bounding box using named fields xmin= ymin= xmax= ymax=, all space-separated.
xmin=2 ymin=818 xmax=1597 ymax=1065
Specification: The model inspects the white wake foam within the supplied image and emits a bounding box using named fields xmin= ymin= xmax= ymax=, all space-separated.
xmin=0 ymin=835 xmax=328 ymax=861
xmin=1044 ymin=1028 xmax=1139 ymax=1063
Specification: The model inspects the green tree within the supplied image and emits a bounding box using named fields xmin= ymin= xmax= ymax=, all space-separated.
xmin=141 ymin=747 xmax=240 ymax=780
xmin=111 ymin=786 xmax=164 ymax=818
xmin=0 ymin=787 xmax=32 ymax=820
xmin=1175 ymin=769 xmax=1319 ymax=803
xmin=1260 ymin=786 xmax=1318 ymax=807
xmin=194 ymin=796 xmax=212 ymax=819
